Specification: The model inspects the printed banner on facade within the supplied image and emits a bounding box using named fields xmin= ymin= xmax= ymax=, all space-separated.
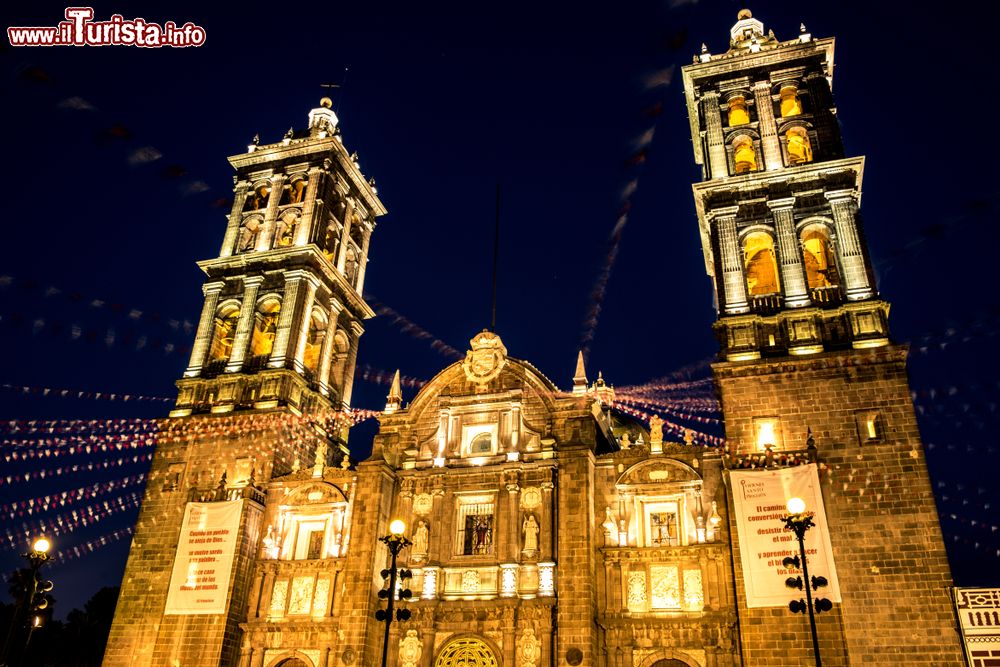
xmin=954 ymin=587 xmax=1000 ymax=666
xmin=730 ymin=463 xmax=841 ymax=608
xmin=164 ymin=500 xmax=242 ymax=615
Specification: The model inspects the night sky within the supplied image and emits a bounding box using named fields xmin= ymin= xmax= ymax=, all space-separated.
xmin=2 ymin=1 xmax=998 ymax=615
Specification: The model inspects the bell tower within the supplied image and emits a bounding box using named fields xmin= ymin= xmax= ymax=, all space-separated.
xmin=102 ymin=100 xmax=385 ymax=667
xmin=682 ymin=10 xmax=964 ymax=664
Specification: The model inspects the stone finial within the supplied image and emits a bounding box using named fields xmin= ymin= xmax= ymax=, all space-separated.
xmin=385 ymin=369 xmax=403 ymax=413
xmin=284 ymin=127 xmax=294 ymax=139
xmin=800 ymin=22 xmax=807 ymax=33
xmin=572 ymin=350 xmax=588 ymax=395
xmin=313 ymin=441 xmax=328 ymax=478
xmin=701 ymin=43 xmax=708 ymax=53
xmin=252 ymin=133 xmax=260 ymax=145
xmin=649 ymin=415 xmax=664 ymax=453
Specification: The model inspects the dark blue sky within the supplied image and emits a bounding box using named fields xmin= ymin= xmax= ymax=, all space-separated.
xmin=2 ymin=1 xmax=998 ymax=614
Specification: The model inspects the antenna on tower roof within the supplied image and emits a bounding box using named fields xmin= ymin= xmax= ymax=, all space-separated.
xmin=491 ymin=183 xmax=501 ymax=332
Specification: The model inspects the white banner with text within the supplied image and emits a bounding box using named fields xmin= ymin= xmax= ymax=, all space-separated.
xmin=730 ymin=463 xmax=841 ymax=608
xmin=164 ymin=500 xmax=242 ymax=615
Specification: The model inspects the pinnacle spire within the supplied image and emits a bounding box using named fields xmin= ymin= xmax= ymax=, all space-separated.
xmin=384 ymin=370 xmax=403 ymax=413
xmin=572 ymin=350 xmax=588 ymax=395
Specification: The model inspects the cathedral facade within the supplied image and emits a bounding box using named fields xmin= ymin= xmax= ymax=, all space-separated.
xmin=103 ymin=10 xmax=965 ymax=667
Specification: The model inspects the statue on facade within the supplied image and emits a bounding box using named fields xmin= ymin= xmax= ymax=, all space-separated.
xmin=411 ymin=520 xmax=429 ymax=561
xmin=237 ymin=218 xmax=260 ymax=253
xmin=649 ymin=414 xmax=664 ymax=449
xmin=522 ymin=514 xmax=539 ymax=554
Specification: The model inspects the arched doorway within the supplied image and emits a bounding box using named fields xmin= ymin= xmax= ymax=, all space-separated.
xmin=275 ymin=661 xmax=308 ymax=667
xmin=434 ymin=636 xmax=499 ymax=667
xmin=650 ymin=661 xmax=690 ymax=667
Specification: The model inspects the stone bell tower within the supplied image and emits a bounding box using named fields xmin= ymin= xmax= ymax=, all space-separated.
xmin=102 ymin=99 xmax=386 ymax=667
xmin=682 ymin=10 xmax=964 ymax=665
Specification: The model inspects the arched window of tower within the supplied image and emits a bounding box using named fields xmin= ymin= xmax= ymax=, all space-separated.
xmin=801 ymin=224 xmax=841 ymax=296
xmin=282 ymin=175 xmax=307 ymax=205
xmin=743 ymin=232 xmax=780 ymax=297
xmin=780 ymin=84 xmax=802 ymax=117
xmin=728 ymin=95 xmax=750 ymax=126
xmin=785 ymin=126 xmax=813 ymax=165
xmin=208 ymin=303 xmax=240 ymax=364
xmin=250 ymin=298 xmax=281 ymax=361
xmin=330 ymin=329 xmax=351 ymax=393
xmin=244 ymin=182 xmax=270 ymax=212
xmin=274 ymin=210 xmax=300 ymax=248
xmin=732 ymin=135 xmax=757 ymax=173
xmin=303 ymin=307 xmax=328 ymax=374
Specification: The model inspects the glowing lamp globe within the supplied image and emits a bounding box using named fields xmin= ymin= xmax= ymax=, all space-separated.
xmin=32 ymin=537 xmax=51 ymax=554
xmin=388 ymin=519 xmax=406 ymax=536
xmin=786 ymin=497 xmax=807 ymax=515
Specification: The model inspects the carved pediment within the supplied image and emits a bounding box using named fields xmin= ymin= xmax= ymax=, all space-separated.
xmin=616 ymin=458 xmax=701 ymax=489
xmin=283 ymin=481 xmax=347 ymax=506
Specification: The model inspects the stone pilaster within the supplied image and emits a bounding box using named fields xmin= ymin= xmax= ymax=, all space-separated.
xmin=711 ymin=206 xmax=748 ymax=314
xmin=220 ymin=181 xmax=250 ymax=258
xmin=339 ymin=320 xmax=364 ymax=407
xmin=226 ymin=276 xmax=265 ymax=372
xmin=336 ymin=199 xmax=354 ymax=273
xmin=184 ymin=280 xmax=226 ymax=377
xmin=700 ymin=90 xmax=729 ymax=179
xmin=768 ymin=197 xmax=809 ymax=307
xmin=752 ymin=81 xmax=782 ymax=170
xmin=268 ymin=270 xmax=308 ymax=368
xmin=296 ymin=167 xmax=323 ymax=247
xmin=825 ymin=190 xmax=873 ymax=300
xmin=257 ymin=174 xmax=285 ymax=251
xmin=355 ymin=225 xmax=373 ymax=293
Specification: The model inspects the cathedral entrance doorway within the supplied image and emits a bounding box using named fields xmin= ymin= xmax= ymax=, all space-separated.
xmin=650 ymin=661 xmax=689 ymax=667
xmin=434 ymin=637 xmax=500 ymax=667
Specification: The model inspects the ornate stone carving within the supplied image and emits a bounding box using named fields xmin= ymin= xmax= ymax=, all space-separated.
xmin=517 ymin=627 xmax=541 ymax=667
xmin=627 ymin=571 xmax=647 ymax=611
xmin=683 ymin=568 xmax=705 ymax=611
xmin=463 ymin=330 xmax=507 ymax=384
xmin=288 ymin=575 xmax=314 ymax=615
xmin=413 ymin=492 xmax=434 ymax=515
xmin=461 ymin=569 xmax=481 ymax=593
xmin=398 ymin=630 xmax=422 ymax=667
xmin=520 ymin=487 xmax=541 ymax=510
xmin=650 ymin=565 xmax=681 ymax=609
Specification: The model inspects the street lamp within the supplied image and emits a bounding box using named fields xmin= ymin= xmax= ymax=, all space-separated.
xmin=1 ymin=536 xmax=54 ymax=666
xmin=781 ymin=498 xmax=831 ymax=667
xmin=375 ymin=520 xmax=413 ymax=667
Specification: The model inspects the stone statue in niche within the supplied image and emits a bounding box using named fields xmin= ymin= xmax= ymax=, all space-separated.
xmin=411 ymin=520 xmax=429 ymax=561
xmin=518 ymin=627 xmax=541 ymax=667
xmin=522 ymin=513 xmax=539 ymax=554
xmin=275 ymin=210 xmax=299 ymax=247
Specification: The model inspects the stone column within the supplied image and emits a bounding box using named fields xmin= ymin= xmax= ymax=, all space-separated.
xmin=317 ymin=298 xmax=344 ymax=396
xmin=539 ymin=480 xmax=554 ymax=561
xmin=420 ymin=629 xmax=435 ymax=667
xmin=355 ymin=225 xmax=373 ymax=293
xmin=257 ymin=174 xmax=285 ymax=251
xmin=296 ymin=167 xmax=323 ymax=247
xmin=506 ymin=475 xmax=520 ymax=562
xmin=711 ymin=206 xmax=749 ymax=314
xmin=339 ymin=320 xmax=365 ymax=406
xmin=250 ymin=650 xmax=264 ymax=667
xmin=184 ymin=280 xmax=226 ymax=377
xmin=319 ymin=647 xmax=330 ymax=667
xmin=752 ymin=81 xmax=782 ymax=171
xmin=825 ymin=190 xmax=873 ymax=300
xmin=291 ymin=279 xmax=320 ymax=373
xmin=700 ymin=90 xmax=729 ymax=179
xmin=220 ymin=181 xmax=250 ymax=257
xmin=268 ymin=270 xmax=307 ymax=369
xmin=226 ymin=276 xmax=264 ymax=372
xmin=768 ymin=197 xmax=809 ymax=307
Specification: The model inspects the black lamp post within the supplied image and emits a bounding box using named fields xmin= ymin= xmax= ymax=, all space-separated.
xmin=781 ymin=498 xmax=832 ymax=667
xmin=1 ymin=537 xmax=54 ymax=667
xmin=375 ymin=519 xmax=413 ymax=667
